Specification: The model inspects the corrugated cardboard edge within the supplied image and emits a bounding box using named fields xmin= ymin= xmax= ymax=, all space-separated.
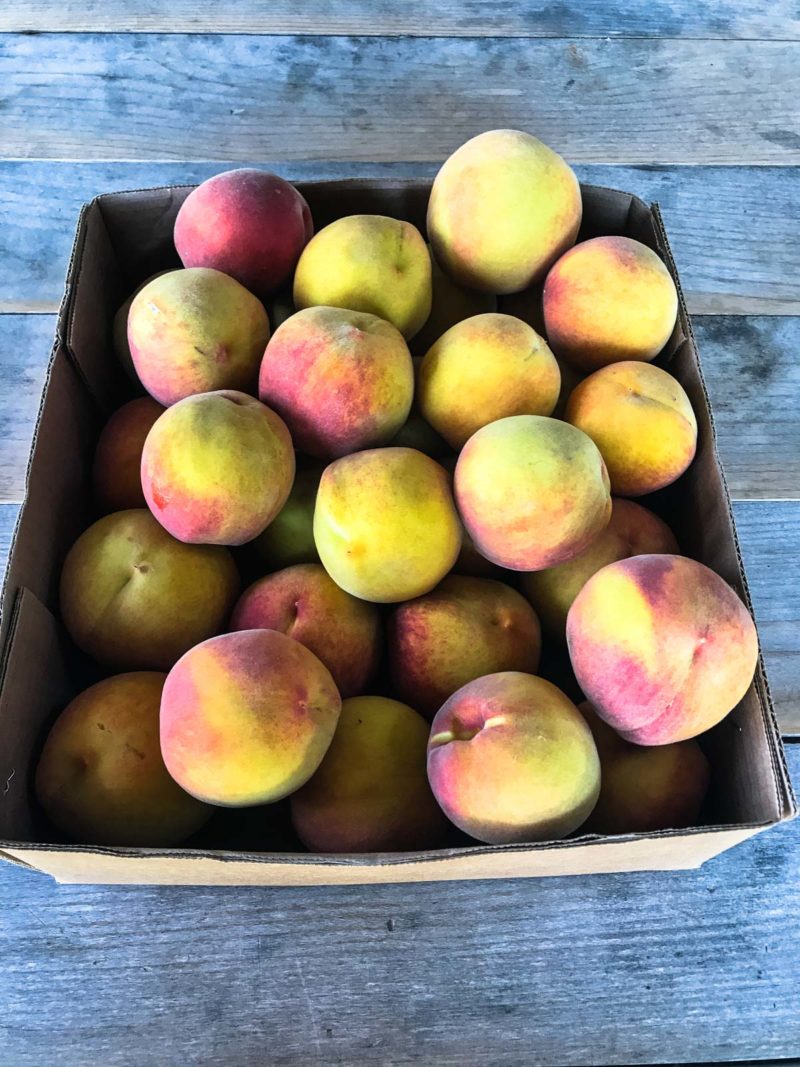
xmin=0 ymin=824 xmax=768 ymax=885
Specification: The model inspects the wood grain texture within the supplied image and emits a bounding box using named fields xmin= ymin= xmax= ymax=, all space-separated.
xmin=3 ymin=314 xmax=799 ymax=503
xmin=0 ymin=744 xmax=798 ymax=1065
xmin=734 ymin=502 xmax=800 ymax=735
xmin=2 ymin=0 xmax=799 ymax=38
xmin=2 ymin=163 xmax=798 ymax=314
xmin=0 ymin=316 xmax=54 ymax=503
xmin=1 ymin=35 xmax=798 ymax=164
xmin=0 ymin=498 xmax=796 ymax=734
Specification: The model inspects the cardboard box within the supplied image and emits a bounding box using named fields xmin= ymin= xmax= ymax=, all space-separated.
xmin=0 ymin=180 xmax=795 ymax=885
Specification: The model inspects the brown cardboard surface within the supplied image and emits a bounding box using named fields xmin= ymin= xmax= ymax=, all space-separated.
xmin=1 ymin=826 xmax=765 ymax=885
xmin=0 ymin=178 xmax=795 ymax=886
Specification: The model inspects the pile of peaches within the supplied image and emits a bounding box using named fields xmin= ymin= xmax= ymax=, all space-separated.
xmin=35 ymin=129 xmax=759 ymax=853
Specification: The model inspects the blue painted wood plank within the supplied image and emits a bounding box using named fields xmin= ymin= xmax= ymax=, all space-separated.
xmin=1 ymin=163 xmax=798 ymax=314
xmin=1 ymin=0 xmax=799 ymax=38
xmin=0 ymin=35 xmax=796 ymax=164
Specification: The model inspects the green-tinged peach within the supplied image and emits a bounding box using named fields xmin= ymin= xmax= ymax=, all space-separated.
xmin=389 ymin=355 xmax=449 ymax=457
xmin=291 ymin=696 xmax=450 ymax=852
xmin=410 ymin=249 xmax=496 ymax=355
xmin=259 ymin=306 xmax=413 ymax=458
xmin=35 ymin=672 xmax=212 ymax=846
xmin=522 ymin=498 xmax=678 ymax=635
xmin=230 ymin=563 xmax=381 ymax=698
xmin=160 ymin=628 xmax=341 ymax=806
xmin=92 ymin=397 xmax=165 ymax=513
xmin=293 ymin=215 xmax=432 ymax=339
xmin=267 ymin=289 xmax=296 ymax=329
xmin=60 ymin=509 xmax=239 ymax=670
xmin=567 ymin=554 xmax=759 ymax=745
xmin=388 ymin=576 xmax=541 ymax=718
xmin=454 ymin=415 xmax=611 ymax=571
xmin=427 ymin=672 xmax=600 ymax=844
xmin=314 ymin=447 xmax=461 ymax=603
xmin=566 ymin=361 xmax=697 ymax=497
xmin=252 ymin=466 xmax=321 ymax=569
xmin=427 ymin=129 xmax=582 ymax=294
xmin=141 ymin=390 xmax=295 ymax=546
xmin=579 ymin=701 xmax=710 ymax=834
xmin=419 ymin=313 xmax=560 ymax=449
xmin=128 ymin=267 xmax=270 ymax=405
xmin=544 ymin=236 xmax=678 ymax=371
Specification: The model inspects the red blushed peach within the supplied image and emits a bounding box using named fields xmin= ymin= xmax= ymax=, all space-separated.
xmin=92 ymin=396 xmax=165 ymax=513
xmin=60 ymin=509 xmax=239 ymax=670
xmin=291 ymin=696 xmax=450 ymax=852
xmin=454 ymin=415 xmax=611 ymax=571
xmin=141 ymin=390 xmax=295 ymax=546
xmin=543 ymin=236 xmax=678 ymax=371
xmin=427 ymin=129 xmax=582 ymax=294
xmin=427 ymin=672 xmax=600 ymax=844
xmin=160 ymin=629 xmax=341 ymax=806
xmin=579 ymin=701 xmax=710 ymax=834
xmin=566 ymin=361 xmax=697 ymax=497
xmin=522 ymin=498 xmax=678 ymax=635
xmin=567 ymin=554 xmax=759 ymax=745
xmin=259 ymin=306 xmax=414 ymax=459
xmin=174 ymin=169 xmax=313 ymax=300
xmin=418 ymin=313 xmax=561 ymax=449
xmin=35 ymin=673 xmax=211 ymax=846
xmin=128 ymin=268 xmax=270 ymax=406
xmin=388 ymin=575 xmax=541 ymax=719
xmin=230 ymin=563 xmax=381 ymax=698
xmin=314 ymin=447 xmax=462 ymax=603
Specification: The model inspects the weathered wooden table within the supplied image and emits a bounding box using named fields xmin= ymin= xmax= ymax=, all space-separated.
xmin=0 ymin=5 xmax=798 ymax=1064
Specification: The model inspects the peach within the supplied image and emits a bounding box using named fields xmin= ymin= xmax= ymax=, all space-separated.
xmin=293 ymin=215 xmax=432 ymax=339
xmin=160 ymin=629 xmax=341 ymax=806
xmin=113 ymin=271 xmax=171 ymax=385
xmin=390 ymin=410 xmax=449 ymax=458
xmin=35 ymin=673 xmax=211 ymax=846
xmin=252 ymin=465 xmax=321 ymax=570
xmin=427 ymin=672 xmax=600 ymax=844
xmin=92 ymin=397 xmax=164 ymax=513
xmin=291 ymin=696 xmax=450 ymax=852
xmin=141 ymin=390 xmax=295 ymax=546
xmin=454 ymin=415 xmax=611 ymax=571
xmin=259 ymin=306 xmax=413 ymax=459
xmin=566 ymin=361 xmax=697 ymax=497
xmin=427 ymin=129 xmax=582 ymax=294
xmin=230 ymin=563 xmax=381 ymax=698
xmin=410 ymin=249 xmax=496 ymax=355
xmin=314 ymin=447 xmax=461 ymax=603
xmin=388 ymin=575 xmax=541 ymax=718
xmin=522 ymin=498 xmax=678 ymax=635
xmin=128 ymin=268 xmax=270 ymax=405
xmin=579 ymin=702 xmax=710 ymax=834
xmin=174 ymin=169 xmax=313 ymax=299
xmin=567 ymin=554 xmax=759 ymax=745
xmin=419 ymin=313 xmax=561 ymax=449
xmin=60 ymin=509 xmax=239 ymax=670
xmin=543 ymin=236 xmax=678 ymax=371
